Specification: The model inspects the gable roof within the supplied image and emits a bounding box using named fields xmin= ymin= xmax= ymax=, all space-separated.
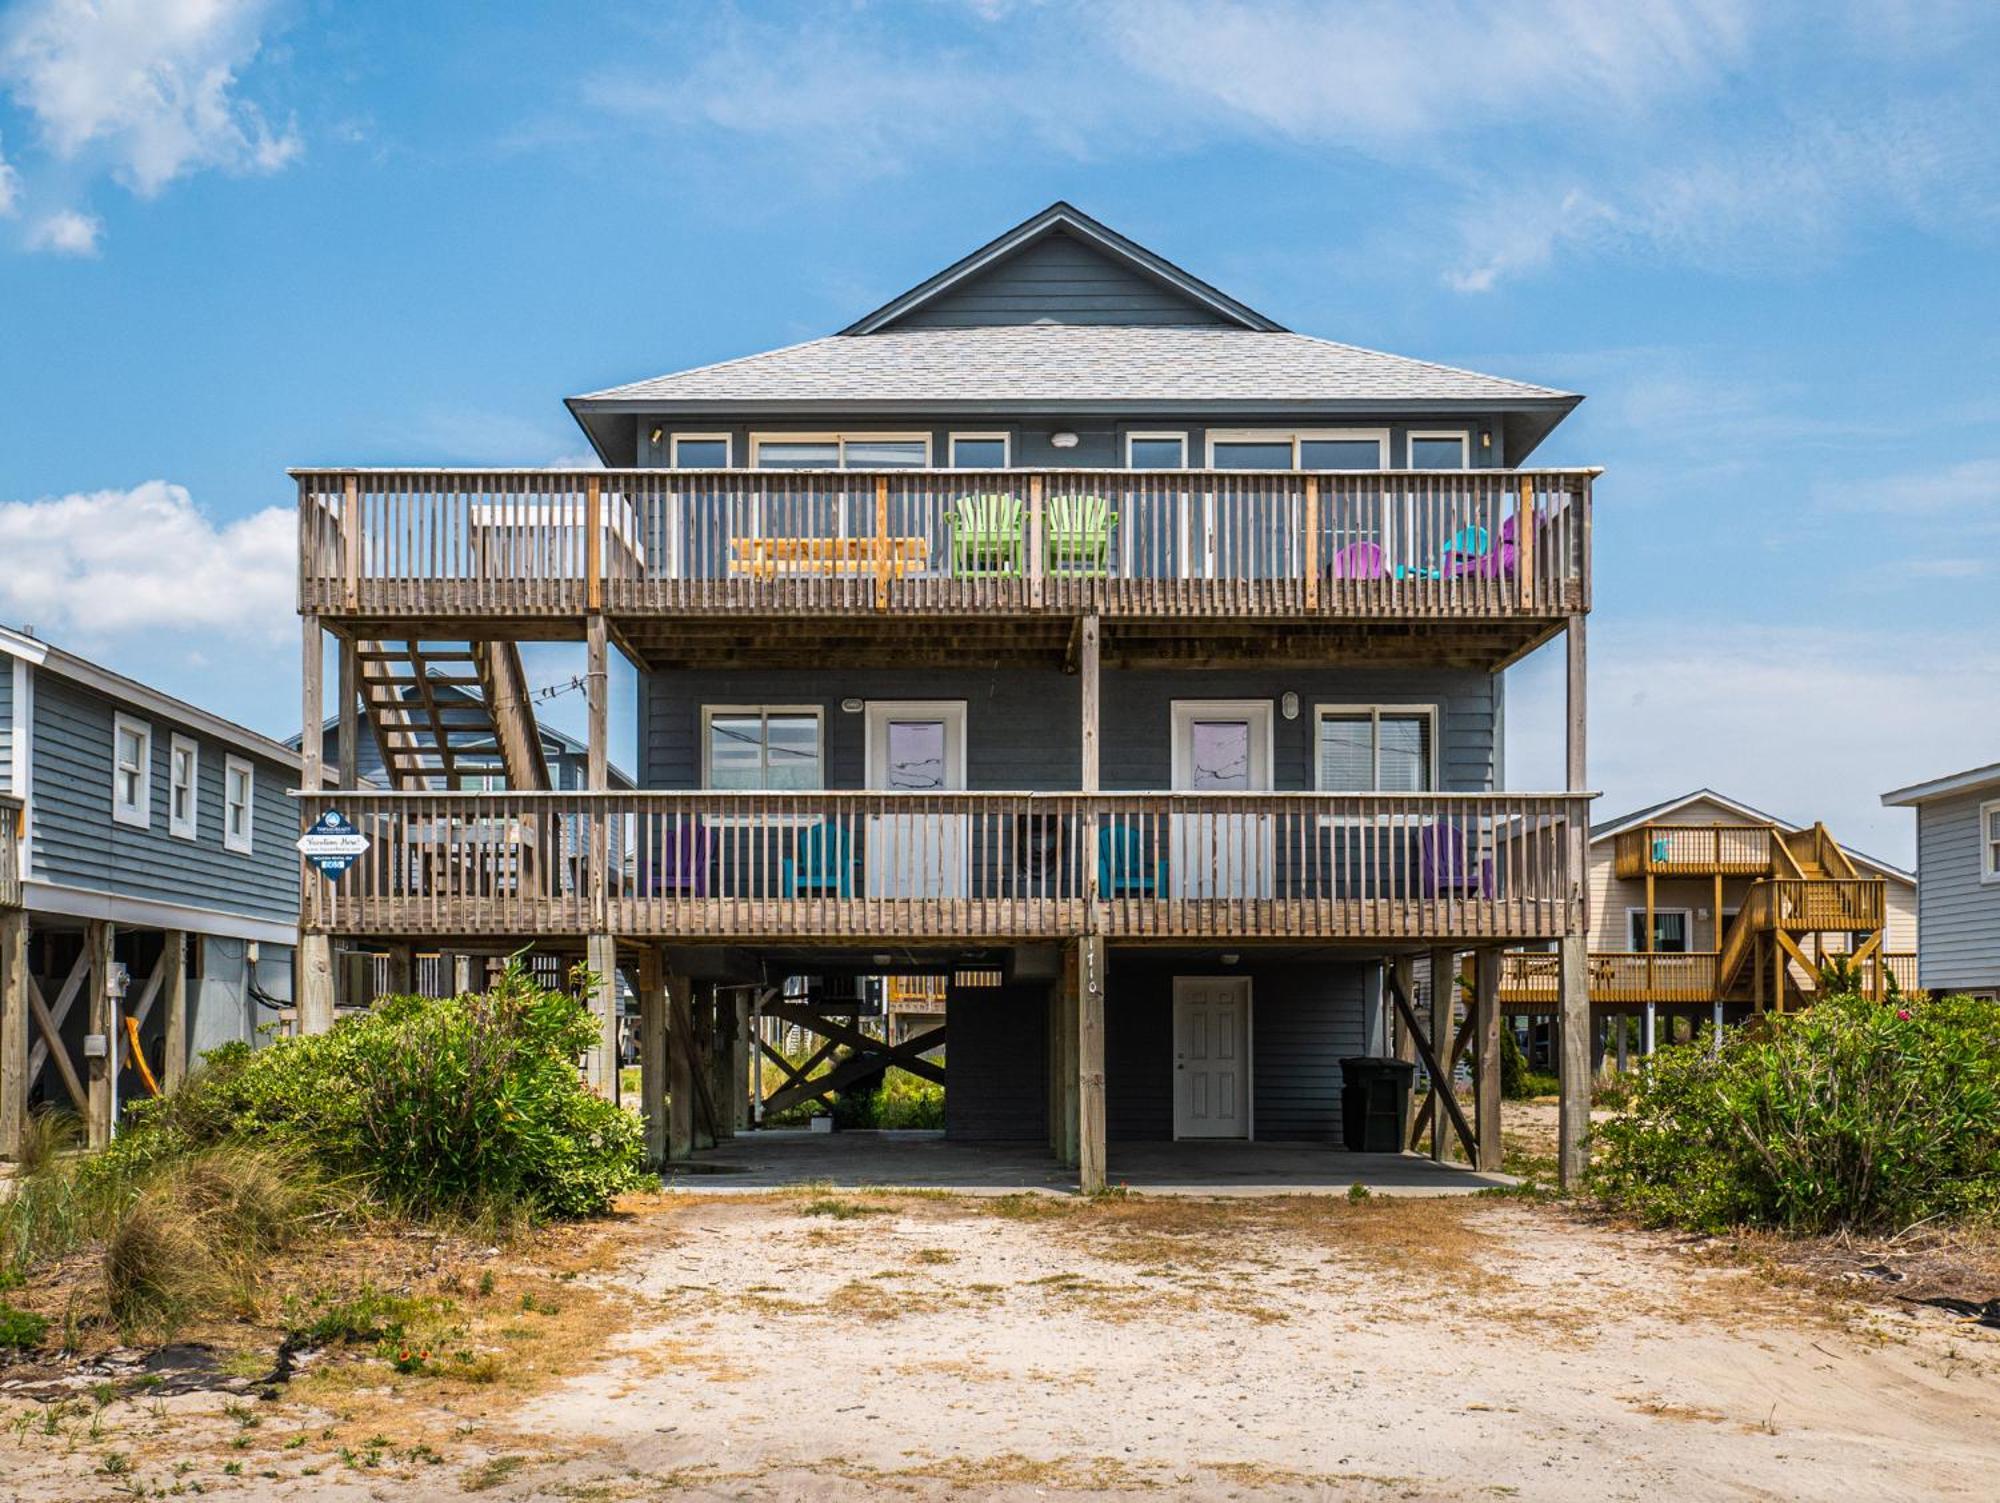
xmin=572 ymin=324 xmax=1576 ymax=410
xmin=1591 ymin=787 xmax=1914 ymax=884
xmin=0 ymin=624 xmax=300 ymax=770
xmin=1882 ymin=761 xmax=2000 ymax=806
xmin=839 ymin=201 xmax=1283 ymax=335
xmin=567 ymin=202 xmax=1582 ymax=461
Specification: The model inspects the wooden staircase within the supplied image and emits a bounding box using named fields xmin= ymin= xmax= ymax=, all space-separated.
xmin=355 ymin=640 xmax=551 ymax=791
xmin=1712 ymin=825 xmax=1885 ymax=1010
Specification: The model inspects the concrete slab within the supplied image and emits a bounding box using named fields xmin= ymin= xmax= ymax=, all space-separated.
xmin=657 ymin=1130 xmax=1513 ymax=1198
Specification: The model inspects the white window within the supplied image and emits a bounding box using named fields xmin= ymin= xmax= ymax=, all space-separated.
xmin=750 ymin=433 xmax=931 ymax=469
xmin=949 ymin=432 xmax=1009 ymax=469
xmin=223 ymin=755 xmax=254 ymax=853
xmin=1983 ymin=798 xmax=2000 ymax=883
xmin=1315 ymin=705 xmax=1437 ymax=793
xmin=112 ymin=714 xmax=152 ymax=828
xmin=1408 ymin=431 xmax=1470 ymax=469
xmin=169 ymin=734 xmax=199 ymax=840
xmin=1627 ymin=908 xmax=1692 ymax=952
xmin=671 ymin=433 xmax=732 ymax=467
xmin=702 ymin=706 xmax=825 ymax=791
xmin=1125 ymin=432 xmax=1188 ymax=469
xmin=1207 ymin=429 xmax=1389 ymax=470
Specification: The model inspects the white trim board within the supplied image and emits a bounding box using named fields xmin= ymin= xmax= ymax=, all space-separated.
xmin=22 ymin=881 xmax=299 ymax=947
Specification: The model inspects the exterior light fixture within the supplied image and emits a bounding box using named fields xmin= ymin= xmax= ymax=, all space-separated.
xmin=1280 ymin=691 xmax=1299 ymax=720
xmin=872 ymin=953 xmax=894 ymax=967
xmin=1480 ymin=430 xmax=1492 ymax=449
xmin=1050 ymin=431 xmax=1079 ymax=449
xmin=841 ymin=697 xmax=864 ymax=713
xmin=1220 ymin=953 xmax=1239 ymax=966
xmin=649 ymin=425 xmax=665 ymax=446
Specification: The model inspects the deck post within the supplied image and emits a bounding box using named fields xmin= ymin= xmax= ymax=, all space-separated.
xmin=160 ymin=931 xmax=188 ymax=1094
xmin=0 ymin=910 xmax=26 ymax=1160
xmin=638 ymin=947 xmax=666 ymax=1170
xmin=1614 ymin=1016 xmax=1628 ymax=1074
xmin=1557 ymin=933 xmax=1590 ymax=1188
xmin=297 ymin=933 xmax=335 ymax=1035
xmin=1642 ymin=999 xmax=1657 ymax=1057
xmin=85 ymin=920 xmax=114 ymax=1150
xmin=1391 ymin=956 xmax=1417 ymax=1064
xmin=1711 ymin=997 xmax=1724 ymax=1056
xmin=336 ymin=636 xmax=359 ymax=787
xmin=1078 ymin=933 xmax=1106 ymax=1194
xmin=666 ymin=972 xmax=695 ymax=1161
xmin=1428 ymin=947 xmax=1456 ymax=1162
xmin=710 ymin=988 xmax=736 ymax=1142
xmin=1054 ymin=941 xmax=1080 ymax=1167
xmin=693 ymin=988 xmax=716 ymax=1151
xmin=1474 ymin=948 xmax=1502 ymax=1172
xmin=301 ymin=614 xmax=324 ymax=794
xmin=733 ymin=992 xmax=753 ymax=1134
xmin=585 ymin=933 xmax=619 ymax=1098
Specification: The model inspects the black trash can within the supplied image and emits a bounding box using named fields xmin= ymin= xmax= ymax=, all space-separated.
xmin=1339 ymin=1057 xmax=1416 ymax=1153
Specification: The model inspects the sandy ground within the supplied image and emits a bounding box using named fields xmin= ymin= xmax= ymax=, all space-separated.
xmin=5 ymin=1155 xmax=1999 ymax=1499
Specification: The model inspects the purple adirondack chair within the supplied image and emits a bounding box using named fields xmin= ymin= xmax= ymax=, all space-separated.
xmin=1420 ymin=822 xmax=1495 ymax=899
xmin=652 ymin=818 xmax=711 ymax=896
xmin=1328 ymin=539 xmax=1387 ymax=579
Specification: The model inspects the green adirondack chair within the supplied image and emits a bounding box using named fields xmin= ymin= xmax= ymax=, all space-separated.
xmin=947 ymin=493 xmax=1025 ymax=578
xmin=1045 ymin=493 xmax=1117 ymax=576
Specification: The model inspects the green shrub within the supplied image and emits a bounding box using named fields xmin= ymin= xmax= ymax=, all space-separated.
xmin=124 ymin=959 xmax=645 ymax=1222
xmin=1590 ymin=991 xmax=2000 ymax=1233
xmin=0 ymin=1300 xmax=49 ymax=1350
xmin=829 ymin=1069 xmax=945 ymax=1130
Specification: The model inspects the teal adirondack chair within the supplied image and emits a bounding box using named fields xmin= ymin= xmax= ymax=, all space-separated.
xmin=1397 ymin=524 xmax=1488 ymax=581
xmin=1098 ymin=821 xmax=1165 ymax=898
xmin=783 ymin=822 xmax=853 ymax=897
xmin=1045 ymin=493 xmax=1117 ymax=576
xmin=947 ymin=493 xmax=1025 ymax=578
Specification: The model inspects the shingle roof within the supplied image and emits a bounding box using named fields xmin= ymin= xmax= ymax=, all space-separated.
xmin=570 ymin=325 xmax=1575 ymax=408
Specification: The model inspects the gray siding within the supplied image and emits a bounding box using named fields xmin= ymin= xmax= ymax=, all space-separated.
xmin=1915 ymin=791 xmax=2000 ymax=993
xmin=887 ymin=229 xmax=1234 ymax=329
xmin=29 ymin=671 xmax=298 ymax=925
xmin=1107 ymin=953 xmax=1367 ymax=1142
xmin=642 ymin=667 xmax=1497 ymax=794
xmin=645 ymin=416 xmax=1508 ymax=469
xmin=0 ymin=654 xmax=12 ymax=794
xmin=944 ymin=982 xmax=1047 ymax=1141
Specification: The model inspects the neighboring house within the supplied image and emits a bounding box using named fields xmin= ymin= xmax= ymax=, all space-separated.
xmin=1883 ymin=763 xmax=2000 ymax=999
xmin=288 ymin=201 xmax=1602 ymax=1188
xmin=0 ymin=625 xmax=299 ymax=1157
xmin=1498 ymin=789 xmax=1915 ymax=1049
xmin=290 ymin=682 xmax=635 ymax=792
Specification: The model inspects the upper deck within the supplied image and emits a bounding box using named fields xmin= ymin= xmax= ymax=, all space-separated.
xmin=296 ymin=466 xmax=1592 ymax=670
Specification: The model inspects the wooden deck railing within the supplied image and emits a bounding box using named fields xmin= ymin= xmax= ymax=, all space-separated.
xmin=1500 ymin=946 xmax=1919 ymax=1006
xmin=295 ymin=468 xmax=1592 ymax=621
xmin=297 ymin=790 xmax=1588 ymax=944
xmin=1613 ymin=823 xmax=1776 ymax=878
xmin=1742 ymin=877 xmax=1886 ymax=933
xmin=0 ymin=795 xmax=21 ymax=910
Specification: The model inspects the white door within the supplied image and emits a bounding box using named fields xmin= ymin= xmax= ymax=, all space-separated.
xmin=864 ymin=702 xmax=968 ymax=898
xmin=1174 ymin=977 xmax=1251 ymax=1139
xmin=1169 ymin=700 xmax=1274 ymax=899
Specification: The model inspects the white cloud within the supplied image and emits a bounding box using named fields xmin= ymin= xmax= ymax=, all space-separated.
xmin=0 ymin=0 xmax=299 ymax=197
xmin=1099 ymin=0 xmax=1750 ymax=145
xmin=0 ymin=480 xmax=293 ymax=642
xmin=24 ymin=205 xmax=99 ymax=254
xmin=1509 ymin=621 xmax=1999 ymax=867
xmin=0 ymin=138 xmax=17 ymax=216
xmin=1815 ymin=457 xmax=2000 ymax=515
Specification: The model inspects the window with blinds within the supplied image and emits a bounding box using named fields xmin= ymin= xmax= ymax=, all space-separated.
xmin=1315 ymin=707 xmax=1436 ymax=792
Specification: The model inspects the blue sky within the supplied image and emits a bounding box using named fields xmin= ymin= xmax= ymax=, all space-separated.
xmin=0 ymin=0 xmax=1994 ymax=863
